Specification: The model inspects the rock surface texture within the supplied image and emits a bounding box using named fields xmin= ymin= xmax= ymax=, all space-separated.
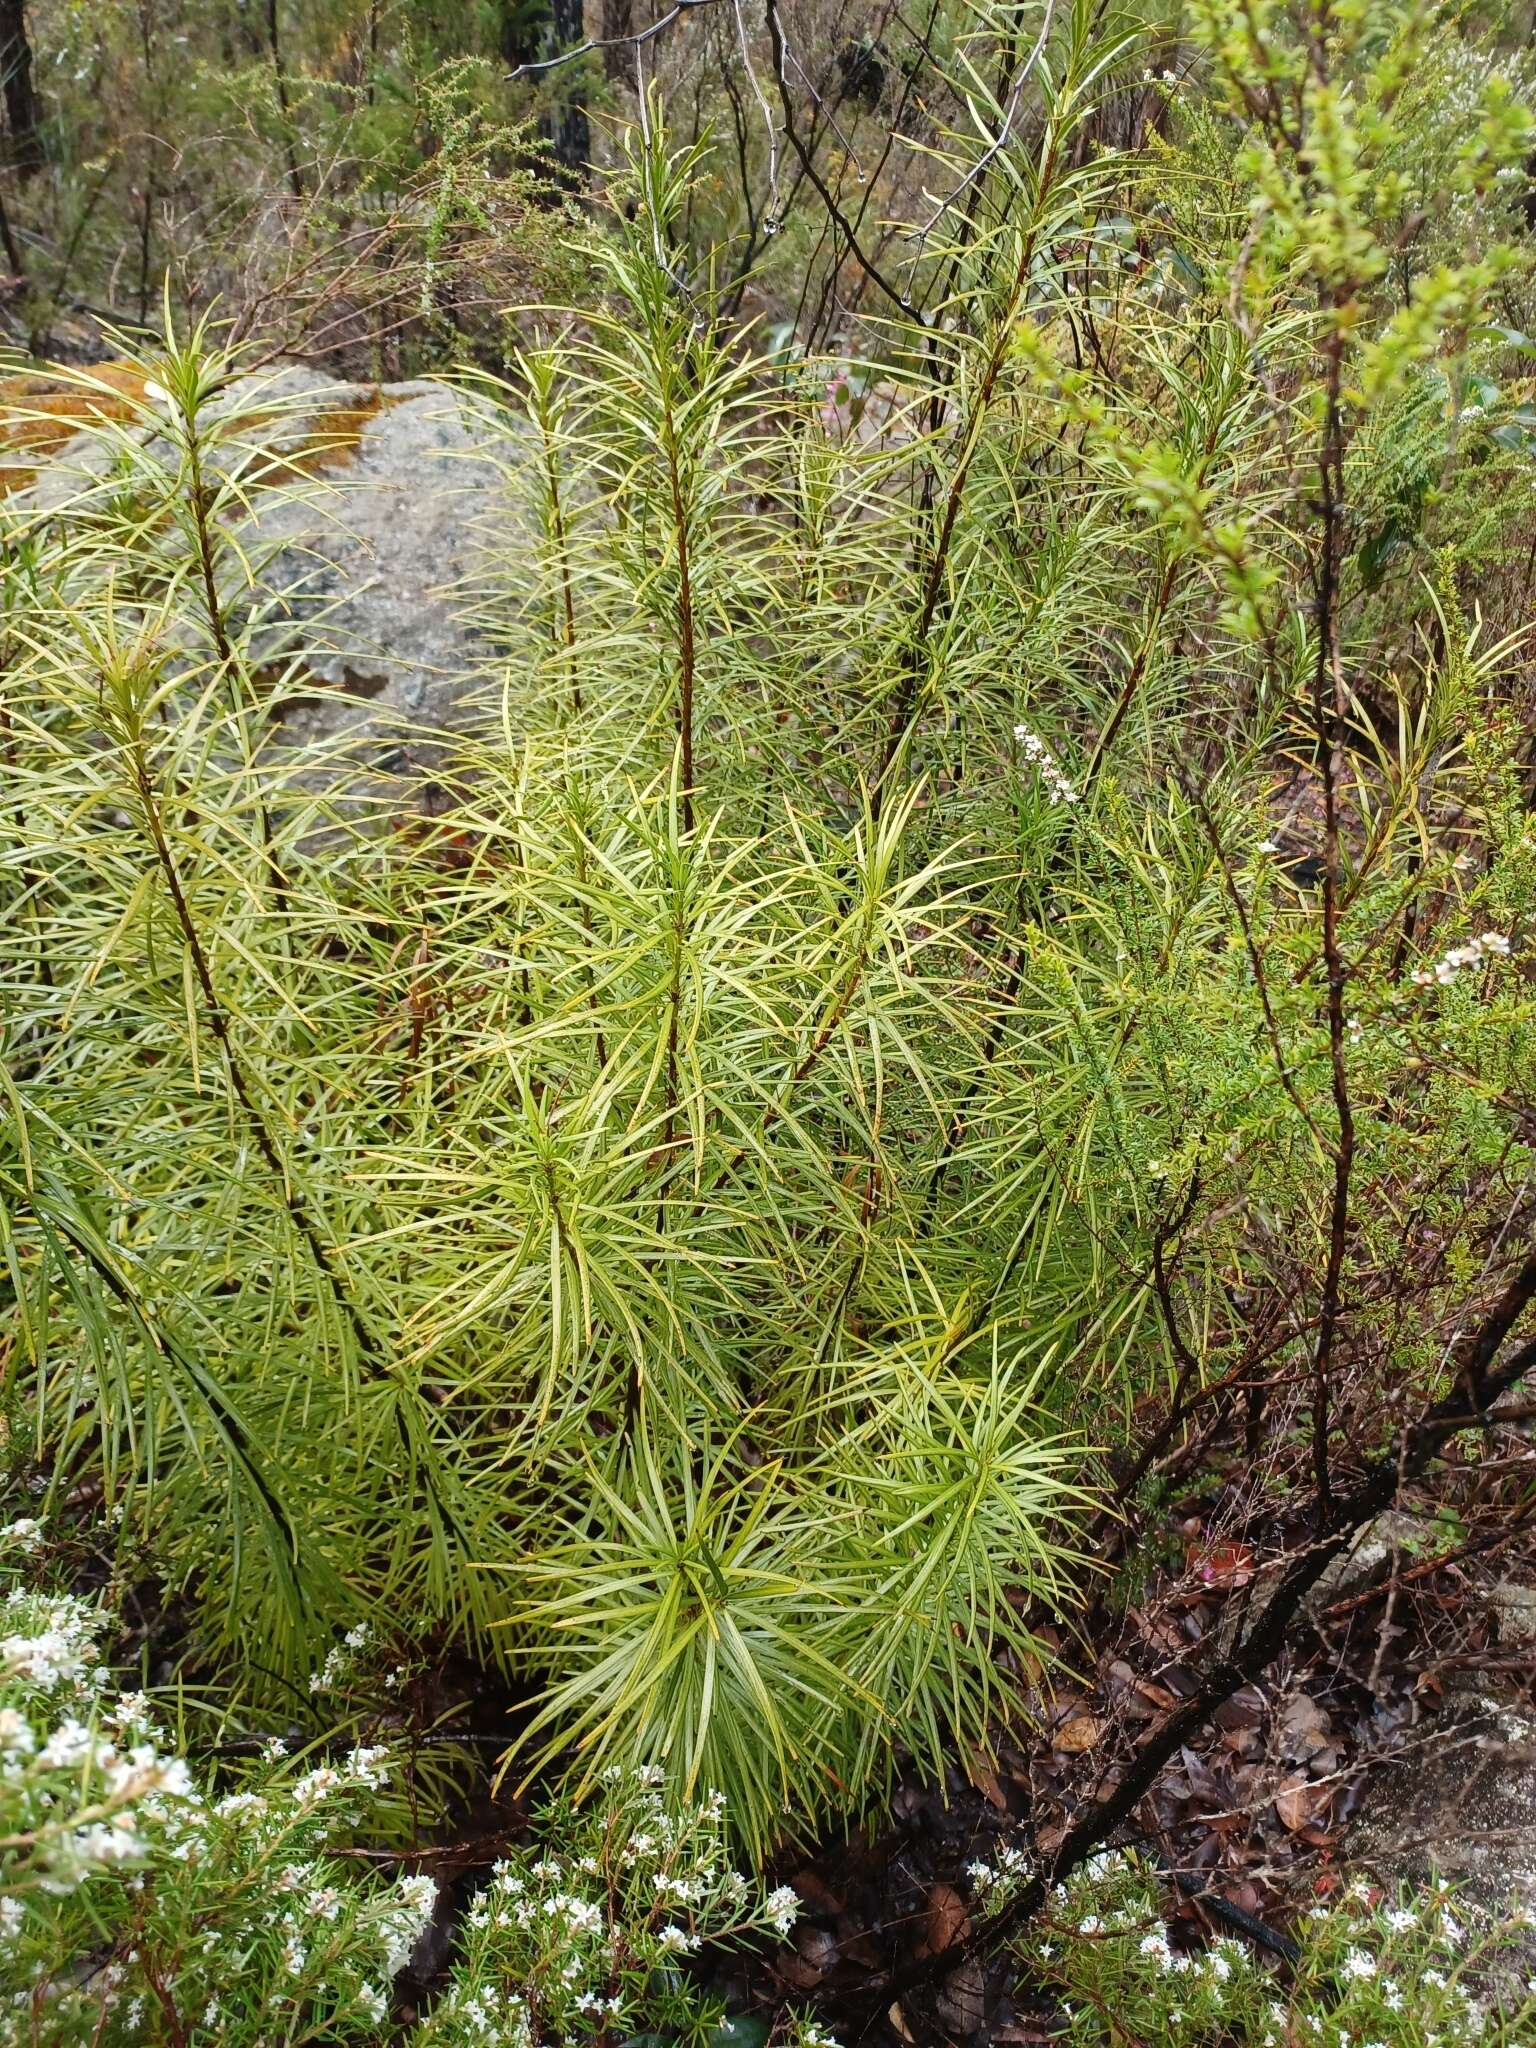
xmin=2 ymin=361 xmax=527 ymax=786
xmin=241 ymin=370 xmax=523 ymax=763
xmin=1357 ymin=1689 xmax=1536 ymax=1971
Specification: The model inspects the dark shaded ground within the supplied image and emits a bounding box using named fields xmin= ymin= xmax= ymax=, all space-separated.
xmin=737 ymin=1454 xmax=1536 ymax=2045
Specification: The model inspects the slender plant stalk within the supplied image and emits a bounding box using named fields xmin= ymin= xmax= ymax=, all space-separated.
xmin=124 ymin=721 xmax=383 ymax=1378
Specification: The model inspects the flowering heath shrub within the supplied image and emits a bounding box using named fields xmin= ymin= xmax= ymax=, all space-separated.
xmin=0 ymin=1522 xmax=830 ymax=2046
xmin=1016 ymin=1851 xmax=1536 ymax=2047
xmin=0 ymin=1536 xmax=437 ymax=2042
xmin=417 ymin=1767 xmax=807 ymax=2047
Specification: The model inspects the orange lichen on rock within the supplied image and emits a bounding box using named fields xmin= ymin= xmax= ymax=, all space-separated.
xmin=0 ymin=366 xmax=408 ymax=502
xmin=0 ymin=362 xmax=150 ymax=498
xmin=257 ymin=394 xmax=396 ymax=482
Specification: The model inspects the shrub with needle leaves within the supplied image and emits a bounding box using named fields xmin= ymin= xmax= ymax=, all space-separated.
xmin=3 ymin=0 xmax=1536 ymax=1881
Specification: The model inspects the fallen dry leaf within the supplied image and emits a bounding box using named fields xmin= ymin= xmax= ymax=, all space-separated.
xmin=1213 ymin=1686 xmax=1265 ymax=1731
xmin=1274 ymin=1774 xmax=1329 ymax=1831
xmin=935 ymin=1957 xmax=988 ymax=2034
xmin=1187 ymin=1540 xmax=1256 ymax=1589
xmin=1279 ymin=1693 xmax=1327 ymax=1734
xmin=1129 ymin=1605 xmax=1184 ymax=1653
xmin=964 ymin=1747 xmax=1009 ymax=1812
xmin=788 ymin=1868 xmax=845 ymax=1917
xmin=1279 ymin=1694 xmax=1333 ymax=1759
xmin=1054 ymin=1714 xmax=1105 ymax=1753
xmin=1134 ymin=1677 xmax=1179 ymax=1711
xmin=927 ymin=1881 xmax=971 ymax=1954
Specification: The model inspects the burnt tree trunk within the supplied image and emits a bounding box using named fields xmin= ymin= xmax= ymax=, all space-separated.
xmin=0 ymin=0 xmax=44 ymax=179
xmin=264 ymin=0 xmax=305 ymax=198
xmin=501 ymin=0 xmax=590 ymax=186
xmin=547 ymin=0 xmax=589 ymax=178
xmin=599 ymin=0 xmax=634 ymax=79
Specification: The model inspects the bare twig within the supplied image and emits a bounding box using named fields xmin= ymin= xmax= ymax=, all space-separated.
xmin=1308 ymin=289 xmax=1354 ymax=1530
xmin=763 ymin=0 xmax=909 ymax=311
xmin=506 ymin=0 xmax=723 ymax=78
xmin=903 ymin=0 xmax=1057 ymax=261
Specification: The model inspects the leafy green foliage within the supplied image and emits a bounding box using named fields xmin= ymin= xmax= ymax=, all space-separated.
xmin=2 ymin=0 xmax=1536 ymax=1898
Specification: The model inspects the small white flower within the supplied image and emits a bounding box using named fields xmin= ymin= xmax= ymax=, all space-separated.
xmin=765 ymin=1884 xmax=800 ymax=1936
xmin=40 ymin=1719 xmax=94 ymax=1769
xmin=1416 ymin=930 xmax=1513 ymax=989
xmin=293 ymin=1764 xmax=342 ymax=1805
xmin=346 ymin=1743 xmax=390 ymax=1789
xmin=214 ymin=1790 xmax=267 ymax=1820
xmin=111 ymin=1693 xmax=154 ymax=1735
xmin=1341 ymin=1947 xmax=1377 ymax=1979
xmin=0 ymin=1709 xmax=35 ymax=1756
xmin=1012 ymin=723 xmax=1080 ymax=805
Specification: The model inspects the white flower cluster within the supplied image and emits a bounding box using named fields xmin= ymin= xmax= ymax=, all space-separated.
xmin=766 ymin=1883 xmax=800 ymax=1936
xmin=1031 ymin=1850 xmax=1534 ymax=2048
xmin=309 ymin=1623 xmax=372 ymax=1694
xmin=0 ymin=1556 xmax=441 ymax=2045
xmin=0 ymin=1589 xmax=109 ymax=1697
xmin=0 ymin=1589 xmax=200 ymax=1897
xmin=381 ymin=1872 xmax=439 ymax=1975
xmin=1013 ymin=723 xmax=1081 ymax=805
xmin=1412 ymin=930 xmax=1511 ymax=985
xmin=965 ymin=1839 xmax=1033 ymax=1892
xmin=419 ymin=1769 xmax=810 ymax=2048
xmin=790 ymin=2023 xmax=843 ymax=2048
xmin=424 ymin=1983 xmax=535 ymax=2047
xmin=290 ymin=1745 xmax=393 ymax=1810
xmin=0 ymin=1551 xmax=831 ymax=2048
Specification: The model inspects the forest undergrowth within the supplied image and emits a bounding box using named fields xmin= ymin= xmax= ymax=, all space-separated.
xmin=4 ymin=0 xmax=1536 ymax=2041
